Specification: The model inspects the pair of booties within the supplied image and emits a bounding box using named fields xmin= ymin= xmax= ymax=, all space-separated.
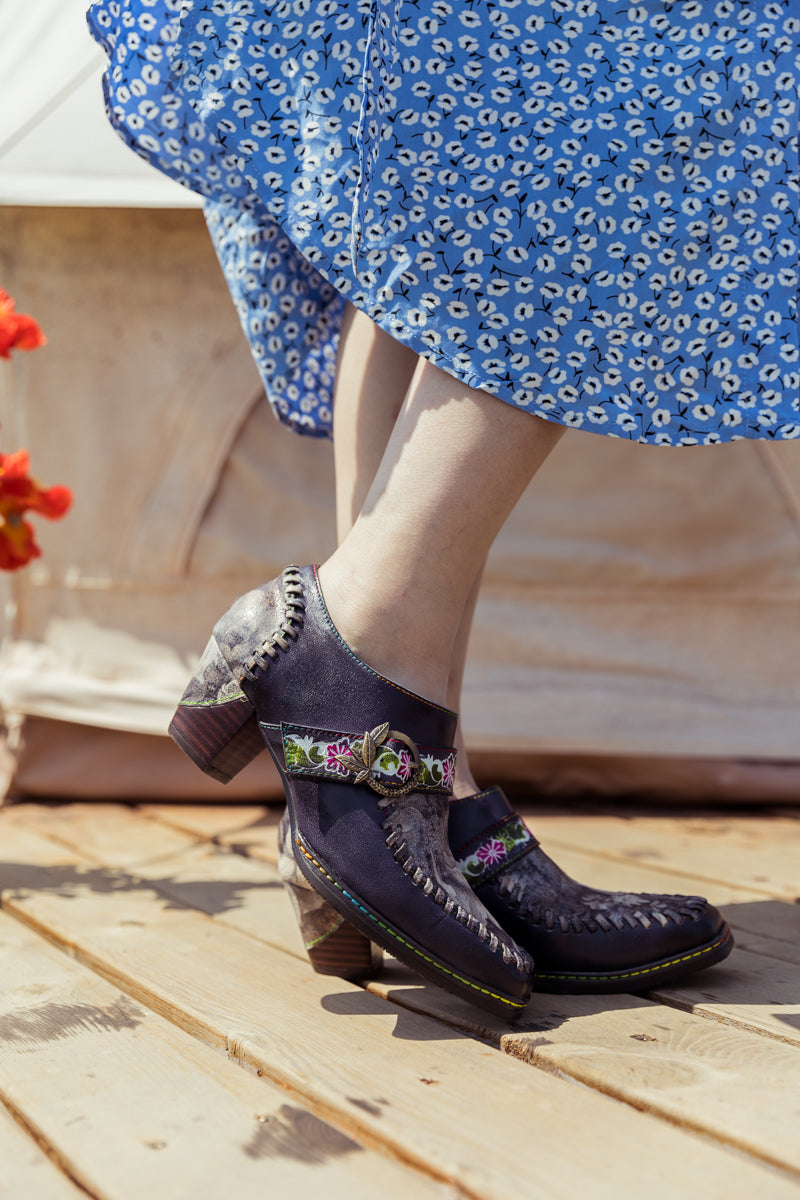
xmin=170 ymin=565 xmax=732 ymax=1017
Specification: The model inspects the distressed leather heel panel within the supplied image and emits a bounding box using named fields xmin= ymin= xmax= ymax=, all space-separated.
xmin=212 ymin=580 xmax=287 ymax=683
xmin=178 ymin=635 xmax=250 ymax=706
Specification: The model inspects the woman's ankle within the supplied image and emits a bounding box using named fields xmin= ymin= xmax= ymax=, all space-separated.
xmin=317 ymin=560 xmax=452 ymax=707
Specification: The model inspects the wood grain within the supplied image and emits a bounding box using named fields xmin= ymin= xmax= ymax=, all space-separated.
xmin=0 ymin=912 xmax=447 ymax=1200
xmin=3 ymin=818 xmax=797 ymax=1200
xmin=0 ymin=1103 xmax=86 ymax=1200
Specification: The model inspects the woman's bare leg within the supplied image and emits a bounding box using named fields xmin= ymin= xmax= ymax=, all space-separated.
xmin=332 ymin=304 xmax=418 ymax=543
xmin=319 ymin=351 xmax=564 ymax=707
xmin=332 ymin=307 xmax=518 ymax=794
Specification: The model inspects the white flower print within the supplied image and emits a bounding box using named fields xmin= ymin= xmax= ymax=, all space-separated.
xmin=89 ymin=0 xmax=799 ymax=444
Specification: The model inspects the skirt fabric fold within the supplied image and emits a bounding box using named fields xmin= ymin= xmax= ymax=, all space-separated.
xmin=88 ymin=0 xmax=800 ymax=444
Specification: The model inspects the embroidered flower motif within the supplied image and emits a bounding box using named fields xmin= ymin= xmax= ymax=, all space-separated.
xmin=0 ymin=449 xmax=72 ymax=571
xmin=475 ymin=839 xmax=508 ymax=867
xmin=326 ymin=739 xmax=354 ymax=776
xmin=0 ymin=290 xmax=46 ymax=359
xmin=396 ymin=748 xmax=413 ymax=782
xmin=442 ymin=755 xmax=455 ymax=790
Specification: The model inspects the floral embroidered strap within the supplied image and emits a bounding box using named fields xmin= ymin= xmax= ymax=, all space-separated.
xmin=281 ymin=722 xmax=456 ymax=797
xmin=455 ymin=814 xmax=536 ymax=888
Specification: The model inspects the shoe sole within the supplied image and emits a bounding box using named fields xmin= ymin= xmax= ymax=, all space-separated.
xmin=532 ymin=924 xmax=734 ymax=994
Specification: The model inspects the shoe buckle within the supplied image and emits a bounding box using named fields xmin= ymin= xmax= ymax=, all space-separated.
xmin=334 ymin=722 xmax=422 ymax=798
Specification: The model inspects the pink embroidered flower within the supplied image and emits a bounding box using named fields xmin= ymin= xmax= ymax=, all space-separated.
xmin=396 ymin=748 xmax=413 ymax=782
xmin=442 ymin=755 xmax=455 ymax=789
xmin=326 ymin=740 xmax=354 ymax=776
xmin=476 ymin=839 xmax=507 ymax=866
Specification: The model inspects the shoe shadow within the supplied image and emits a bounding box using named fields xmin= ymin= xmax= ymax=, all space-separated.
xmin=0 ymin=857 xmax=282 ymax=920
xmin=321 ymin=959 xmax=660 ymax=1044
xmin=320 ymin=985 xmax=470 ymax=1041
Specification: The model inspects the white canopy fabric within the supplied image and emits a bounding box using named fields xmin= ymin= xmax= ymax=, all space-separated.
xmin=0 ymin=0 xmax=200 ymax=206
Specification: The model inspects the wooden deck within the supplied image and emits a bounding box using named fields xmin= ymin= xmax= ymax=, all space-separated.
xmin=0 ymin=798 xmax=798 ymax=1199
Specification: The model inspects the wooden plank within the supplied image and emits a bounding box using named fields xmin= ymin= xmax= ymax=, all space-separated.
xmin=646 ymin=946 xmax=800 ymax=1048
xmin=114 ymin=834 xmax=800 ymax=1177
xmin=3 ymin=804 xmax=304 ymax=961
xmin=136 ymin=839 xmax=800 ymax=1176
xmin=365 ymin=962 xmax=800 ymax=1177
xmin=8 ymin=804 xmax=798 ymax=1045
xmin=139 ymin=803 xmax=274 ymax=842
xmin=17 ymin=803 xmax=799 ymax=963
xmin=1 ymin=802 xmax=199 ymax=868
xmin=215 ymin=812 xmax=281 ymax=864
xmin=2 ymin=822 xmax=797 ymax=1200
xmin=7 ymin=805 xmax=800 ymax=1162
xmin=522 ymin=808 xmax=800 ymax=900
xmin=0 ymin=912 xmax=446 ymax=1200
xmin=0 ymin=1104 xmax=86 ymax=1200
xmin=133 ymin=841 xmax=306 ymax=961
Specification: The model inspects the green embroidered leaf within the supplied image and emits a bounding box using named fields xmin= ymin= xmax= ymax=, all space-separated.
xmin=284 ymin=742 xmax=306 ymax=768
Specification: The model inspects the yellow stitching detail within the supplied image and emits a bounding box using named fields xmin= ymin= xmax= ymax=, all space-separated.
xmin=296 ymin=840 xmax=527 ymax=1010
xmin=535 ymin=931 xmax=731 ymax=982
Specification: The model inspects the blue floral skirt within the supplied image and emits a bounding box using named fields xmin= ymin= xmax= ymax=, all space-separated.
xmin=88 ymin=0 xmax=800 ymax=445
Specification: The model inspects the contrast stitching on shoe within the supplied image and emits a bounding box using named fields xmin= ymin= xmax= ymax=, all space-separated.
xmin=378 ymin=795 xmax=528 ymax=969
xmin=311 ymin=565 xmax=456 ymax=719
xmin=295 ymin=840 xmax=528 ymax=1010
xmin=449 ymin=787 xmax=498 ymax=807
xmin=495 ymin=868 xmax=708 ymax=932
xmin=533 ymin=929 xmax=732 ymax=982
xmin=241 ymin=566 xmax=306 ymax=680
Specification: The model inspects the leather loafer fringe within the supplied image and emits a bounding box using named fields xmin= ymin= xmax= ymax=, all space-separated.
xmin=169 ymin=565 xmax=533 ymax=1020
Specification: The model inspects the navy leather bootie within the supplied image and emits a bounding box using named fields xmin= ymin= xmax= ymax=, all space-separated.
xmin=448 ymin=786 xmax=733 ymax=992
xmin=170 ymin=565 xmax=533 ymax=1019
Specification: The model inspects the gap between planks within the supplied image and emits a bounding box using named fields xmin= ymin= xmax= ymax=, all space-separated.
xmin=2 ymin=844 xmax=797 ymax=1200
xmin=0 ymin=1096 xmax=93 ymax=1200
xmin=2 ymin=805 xmax=800 ymax=1187
xmin=0 ymin=911 xmax=458 ymax=1200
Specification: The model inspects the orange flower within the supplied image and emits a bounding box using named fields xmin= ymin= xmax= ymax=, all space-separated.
xmin=0 ymin=449 xmax=71 ymax=570
xmin=0 ymin=289 xmax=47 ymax=359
